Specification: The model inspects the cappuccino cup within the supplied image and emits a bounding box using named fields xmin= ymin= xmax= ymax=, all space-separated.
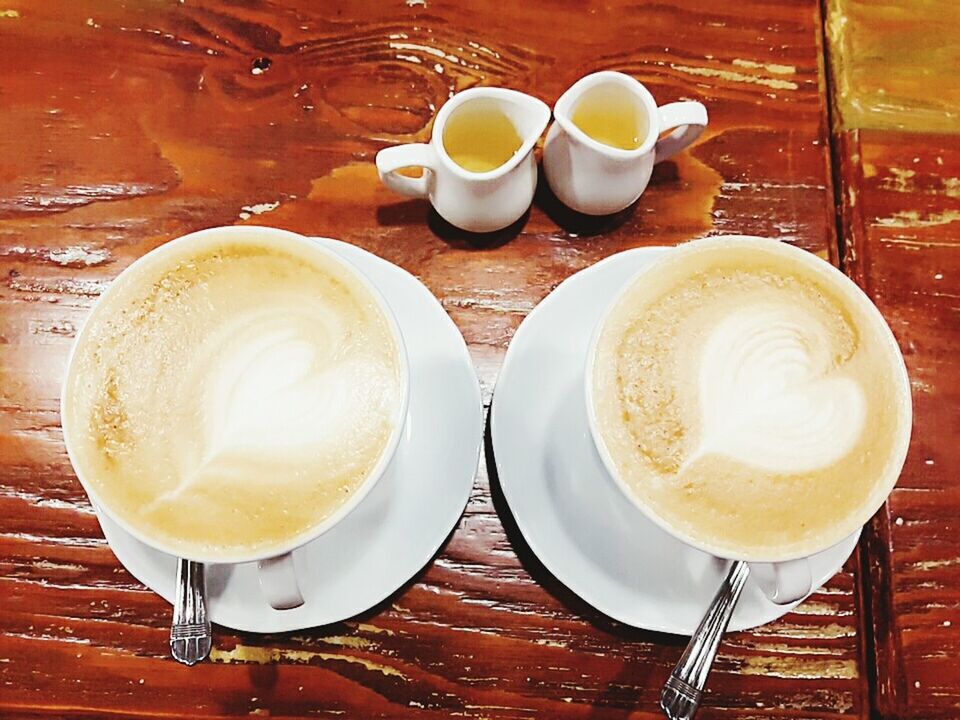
xmin=586 ymin=236 xmax=912 ymax=604
xmin=61 ymin=226 xmax=409 ymax=610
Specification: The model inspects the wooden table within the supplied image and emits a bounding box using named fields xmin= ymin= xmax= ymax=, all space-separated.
xmin=0 ymin=1 xmax=954 ymax=717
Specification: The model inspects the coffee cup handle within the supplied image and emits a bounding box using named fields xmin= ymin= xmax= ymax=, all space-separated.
xmin=654 ymin=101 xmax=708 ymax=163
xmin=748 ymin=557 xmax=812 ymax=605
xmin=376 ymin=143 xmax=435 ymax=199
xmin=258 ymin=553 xmax=305 ymax=610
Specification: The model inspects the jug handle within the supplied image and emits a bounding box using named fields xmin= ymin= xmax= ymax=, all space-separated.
xmin=376 ymin=144 xmax=435 ymax=198
xmin=655 ymin=102 xmax=708 ymax=163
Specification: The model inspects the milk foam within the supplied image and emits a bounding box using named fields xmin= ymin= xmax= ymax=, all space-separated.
xmin=152 ymin=302 xmax=398 ymax=508
xmin=66 ymin=239 xmax=403 ymax=559
xmin=591 ymin=239 xmax=909 ymax=559
xmin=693 ymin=303 xmax=866 ymax=474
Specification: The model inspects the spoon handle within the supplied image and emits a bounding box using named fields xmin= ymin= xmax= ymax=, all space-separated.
xmin=660 ymin=560 xmax=750 ymax=720
xmin=170 ymin=558 xmax=211 ymax=666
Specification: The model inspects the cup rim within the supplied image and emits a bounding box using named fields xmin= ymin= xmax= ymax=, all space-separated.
xmin=553 ymin=70 xmax=660 ymax=160
xmin=583 ymin=234 xmax=914 ymax=563
xmin=60 ymin=225 xmax=411 ymax=565
xmin=430 ymin=86 xmax=551 ymax=181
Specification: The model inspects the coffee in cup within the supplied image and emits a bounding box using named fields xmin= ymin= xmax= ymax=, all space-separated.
xmin=62 ymin=227 xmax=407 ymax=564
xmin=588 ymin=236 xmax=912 ymax=563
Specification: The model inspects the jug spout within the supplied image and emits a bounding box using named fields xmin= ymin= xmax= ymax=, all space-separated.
xmin=502 ymin=89 xmax=551 ymax=145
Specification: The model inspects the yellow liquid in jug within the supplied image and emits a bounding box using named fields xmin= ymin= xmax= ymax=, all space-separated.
xmin=443 ymin=102 xmax=523 ymax=173
xmin=571 ymin=86 xmax=648 ymax=150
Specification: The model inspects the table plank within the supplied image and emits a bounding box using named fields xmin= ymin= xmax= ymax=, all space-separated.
xmin=833 ymin=130 xmax=960 ymax=719
xmin=1 ymin=0 xmax=861 ymax=717
xmin=827 ymin=0 xmax=960 ymax=717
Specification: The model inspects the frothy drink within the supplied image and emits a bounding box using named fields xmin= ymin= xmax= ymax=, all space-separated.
xmin=63 ymin=231 xmax=404 ymax=560
xmin=590 ymin=237 xmax=911 ymax=560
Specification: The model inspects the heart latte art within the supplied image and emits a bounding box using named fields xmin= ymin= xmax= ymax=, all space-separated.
xmin=64 ymin=236 xmax=403 ymax=560
xmin=693 ymin=303 xmax=865 ymax=475
xmin=591 ymin=238 xmax=911 ymax=559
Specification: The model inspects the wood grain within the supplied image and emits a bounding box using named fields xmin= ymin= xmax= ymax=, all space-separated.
xmin=827 ymin=0 xmax=960 ymax=716
xmin=836 ymin=129 xmax=960 ymax=719
xmin=1 ymin=0 xmax=863 ymax=717
xmin=826 ymin=0 xmax=960 ymax=134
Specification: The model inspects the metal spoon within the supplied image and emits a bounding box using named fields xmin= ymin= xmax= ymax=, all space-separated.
xmin=660 ymin=560 xmax=749 ymax=720
xmin=170 ymin=558 xmax=211 ymax=665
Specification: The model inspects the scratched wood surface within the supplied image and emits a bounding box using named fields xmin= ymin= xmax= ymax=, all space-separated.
xmin=827 ymin=1 xmax=960 ymax=718
xmin=0 ymin=1 xmax=866 ymax=718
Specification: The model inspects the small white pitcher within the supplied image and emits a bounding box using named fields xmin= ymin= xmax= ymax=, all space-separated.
xmin=377 ymin=87 xmax=550 ymax=233
xmin=543 ymin=71 xmax=708 ymax=216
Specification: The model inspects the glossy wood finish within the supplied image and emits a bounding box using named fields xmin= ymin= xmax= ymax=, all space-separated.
xmin=1 ymin=0 xmax=866 ymax=717
xmin=827 ymin=2 xmax=960 ymax=716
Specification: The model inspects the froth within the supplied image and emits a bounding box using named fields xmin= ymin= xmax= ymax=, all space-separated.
xmin=592 ymin=240 xmax=909 ymax=559
xmin=693 ymin=303 xmax=865 ymax=474
xmin=65 ymin=239 xmax=403 ymax=560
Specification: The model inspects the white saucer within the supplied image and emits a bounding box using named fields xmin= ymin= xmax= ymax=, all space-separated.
xmin=490 ymin=246 xmax=860 ymax=635
xmin=96 ymin=237 xmax=483 ymax=633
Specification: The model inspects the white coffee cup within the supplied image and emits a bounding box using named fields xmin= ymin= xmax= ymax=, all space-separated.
xmin=376 ymin=87 xmax=550 ymax=233
xmin=61 ymin=226 xmax=410 ymax=611
xmin=583 ymin=236 xmax=912 ymax=605
xmin=543 ymin=71 xmax=708 ymax=216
